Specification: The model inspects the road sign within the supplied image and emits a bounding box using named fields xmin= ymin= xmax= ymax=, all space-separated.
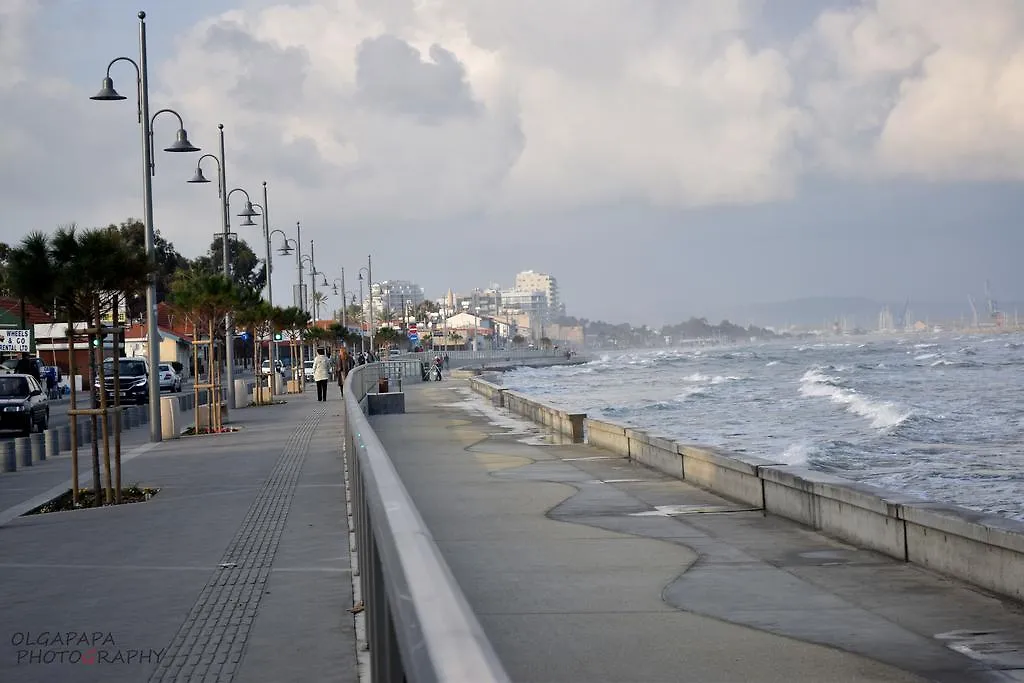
xmin=0 ymin=329 xmax=31 ymax=353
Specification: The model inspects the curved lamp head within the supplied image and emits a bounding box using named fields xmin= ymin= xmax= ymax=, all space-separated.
xmin=90 ymin=77 xmax=126 ymax=101
xmin=332 ymin=285 xmax=339 ymax=295
xmin=238 ymin=201 xmax=259 ymax=218
xmin=187 ymin=167 xmax=211 ymax=184
xmin=321 ymin=277 xmax=329 ymax=287
xmin=278 ymin=244 xmax=293 ymax=256
xmin=239 ymin=214 xmax=257 ymax=227
xmin=165 ymin=129 xmax=200 ymax=153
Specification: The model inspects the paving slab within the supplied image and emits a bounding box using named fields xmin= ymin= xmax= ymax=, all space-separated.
xmin=0 ymin=390 xmax=357 ymax=683
xmin=371 ymin=381 xmax=1024 ymax=683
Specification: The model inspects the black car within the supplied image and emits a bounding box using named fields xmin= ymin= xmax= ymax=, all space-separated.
xmin=0 ymin=374 xmax=50 ymax=435
xmin=94 ymin=357 xmax=150 ymax=405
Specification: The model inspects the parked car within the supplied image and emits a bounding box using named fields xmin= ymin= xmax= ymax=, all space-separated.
xmin=94 ymin=357 xmax=150 ymax=405
xmin=387 ymin=348 xmax=404 ymax=358
xmin=0 ymin=374 xmax=49 ymax=435
xmin=158 ymin=363 xmax=182 ymax=393
xmin=2 ymin=356 xmax=45 ymax=379
xmin=303 ymin=359 xmax=315 ymax=382
xmin=261 ymin=359 xmax=285 ymax=376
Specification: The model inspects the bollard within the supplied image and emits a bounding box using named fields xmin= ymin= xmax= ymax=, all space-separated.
xmin=122 ymin=408 xmax=134 ymax=431
xmin=0 ymin=442 xmax=15 ymax=472
xmin=58 ymin=425 xmax=71 ymax=452
xmin=30 ymin=432 xmax=45 ymax=463
xmin=15 ymin=437 xmax=31 ymax=467
xmin=138 ymin=405 xmax=148 ymax=424
xmin=79 ymin=419 xmax=92 ymax=445
xmin=44 ymin=429 xmax=59 ymax=460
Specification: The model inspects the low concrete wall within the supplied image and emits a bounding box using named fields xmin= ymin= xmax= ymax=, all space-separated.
xmin=469 ymin=381 xmax=1024 ymax=604
xmin=585 ymin=419 xmax=629 ymax=455
xmin=467 ymin=377 xmax=506 ymax=407
xmin=501 ymin=390 xmax=585 ymax=442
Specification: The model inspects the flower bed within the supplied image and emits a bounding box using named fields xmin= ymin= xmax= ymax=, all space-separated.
xmin=24 ymin=485 xmax=160 ymax=515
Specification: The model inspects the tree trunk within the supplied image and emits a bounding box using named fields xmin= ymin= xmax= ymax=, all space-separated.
xmin=95 ymin=298 xmax=113 ymax=505
xmin=111 ymin=294 xmax=122 ymax=504
xmin=68 ymin=318 xmax=80 ymax=506
xmin=88 ymin=302 xmax=101 ymax=507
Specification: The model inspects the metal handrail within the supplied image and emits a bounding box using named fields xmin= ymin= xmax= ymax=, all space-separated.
xmin=343 ymin=363 xmax=511 ymax=683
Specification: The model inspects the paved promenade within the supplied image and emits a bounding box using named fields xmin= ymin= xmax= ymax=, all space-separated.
xmin=372 ymin=381 xmax=1024 ymax=683
xmin=0 ymin=390 xmax=358 ymax=682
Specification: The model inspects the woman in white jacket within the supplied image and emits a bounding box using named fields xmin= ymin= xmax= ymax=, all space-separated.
xmin=312 ymin=348 xmax=330 ymax=401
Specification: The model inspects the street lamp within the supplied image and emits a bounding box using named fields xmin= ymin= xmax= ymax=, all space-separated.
xmin=300 ymin=251 xmax=322 ymax=324
xmin=357 ymin=272 xmax=366 ymax=354
xmin=91 ymin=11 xmax=202 ymax=443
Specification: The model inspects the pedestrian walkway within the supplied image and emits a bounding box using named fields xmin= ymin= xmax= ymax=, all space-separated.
xmin=371 ymin=381 xmax=1024 ymax=683
xmin=0 ymin=389 xmax=358 ymax=683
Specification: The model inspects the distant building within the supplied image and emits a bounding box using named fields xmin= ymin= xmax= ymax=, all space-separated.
xmin=370 ymin=280 xmax=424 ymax=322
xmin=454 ymin=288 xmax=502 ymax=317
xmin=515 ymin=270 xmax=562 ymax=317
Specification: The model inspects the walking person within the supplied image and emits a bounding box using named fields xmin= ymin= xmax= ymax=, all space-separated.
xmin=337 ymin=347 xmax=352 ymax=395
xmin=312 ymin=348 xmax=330 ymax=401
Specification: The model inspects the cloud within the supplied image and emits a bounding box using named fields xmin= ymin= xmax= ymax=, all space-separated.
xmin=799 ymin=0 xmax=1024 ymax=180
xmin=3 ymin=0 xmax=1024 ymax=268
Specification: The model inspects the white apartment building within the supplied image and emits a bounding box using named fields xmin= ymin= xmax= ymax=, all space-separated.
xmin=514 ymin=270 xmax=562 ymax=317
xmin=456 ymin=288 xmax=502 ymax=317
xmin=369 ymin=280 xmax=425 ymax=321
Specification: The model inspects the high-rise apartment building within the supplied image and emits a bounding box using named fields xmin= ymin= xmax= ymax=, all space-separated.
xmin=370 ymin=280 xmax=425 ymax=321
xmin=514 ymin=270 xmax=562 ymax=317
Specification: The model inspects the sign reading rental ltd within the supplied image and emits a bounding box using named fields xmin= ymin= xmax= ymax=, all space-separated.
xmin=0 ymin=329 xmax=31 ymax=353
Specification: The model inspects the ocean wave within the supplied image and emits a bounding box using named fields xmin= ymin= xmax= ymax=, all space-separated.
xmin=799 ymin=369 xmax=911 ymax=430
xmin=914 ymin=353 xmax=939 ymax=361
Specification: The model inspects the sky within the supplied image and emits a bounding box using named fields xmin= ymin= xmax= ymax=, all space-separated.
xmin=2 ymin=0 xmax=1024 ymax=327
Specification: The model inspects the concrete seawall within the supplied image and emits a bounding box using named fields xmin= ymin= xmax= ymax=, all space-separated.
xmin=468 ymin=376 xmax=1024 ymax=603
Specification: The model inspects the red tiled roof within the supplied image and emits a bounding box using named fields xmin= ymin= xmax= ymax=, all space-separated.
xmin=0 ymin=297 xmax=53 ymax=325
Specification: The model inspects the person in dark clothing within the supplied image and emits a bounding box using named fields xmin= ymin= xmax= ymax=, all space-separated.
xmin=15 ymin=353 xmax=40 ymax=382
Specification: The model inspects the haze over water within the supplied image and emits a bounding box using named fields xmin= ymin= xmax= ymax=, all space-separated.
xmin=499 ymin=333 xmax=1024 ymax=521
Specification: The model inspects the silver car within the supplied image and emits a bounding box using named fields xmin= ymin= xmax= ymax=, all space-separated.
xmin=158 ymin=363 xmax=182 ymax=393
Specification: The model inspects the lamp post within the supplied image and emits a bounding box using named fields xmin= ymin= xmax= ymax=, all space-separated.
xmin=366 ymin=255 xmax=374 ymax=353
xmin=191 ymin=157 xmax=257 ymax=410
xmin=91 ymin=11 xmax=202 ymax=442
xmin=325 ymin=277 xmax=347 ymax=328
xmin=357 ymin=272 xmax=366 ymax=354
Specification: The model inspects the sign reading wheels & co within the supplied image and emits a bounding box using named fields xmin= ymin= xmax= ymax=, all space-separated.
xmin=10 ymin=631 xmax=165 ymax=666
xmin=0 ymin=329 xmax=31 ymax=353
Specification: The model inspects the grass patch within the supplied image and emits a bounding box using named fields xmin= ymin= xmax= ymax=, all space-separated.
xmin=24 ymin=485 xmax=160 ymax=515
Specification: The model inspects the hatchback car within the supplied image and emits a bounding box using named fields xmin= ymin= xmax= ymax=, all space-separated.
xmin=158 ymin=363 xmax=182 ymax=393
xmin=0 ymin=374 xmax=49 ymax=435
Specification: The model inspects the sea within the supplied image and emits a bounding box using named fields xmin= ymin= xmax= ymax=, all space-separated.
xmin=497 ymin=332 xmax=1024 ymax=521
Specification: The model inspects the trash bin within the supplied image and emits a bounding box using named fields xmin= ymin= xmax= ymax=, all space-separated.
xmin=378 ymin=377 xmax=389 ymax=393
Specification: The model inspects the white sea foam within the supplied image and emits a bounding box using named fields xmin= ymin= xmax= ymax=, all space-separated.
xmin=766 ymin=360 xmax=779 ymax=367
xmin=780 ymin=442 xmax=813 ymax=465
xmin=799 ymin=369 xmax=911 ymax=430
xmin=914 ymin=353 xmax=939 ymax=361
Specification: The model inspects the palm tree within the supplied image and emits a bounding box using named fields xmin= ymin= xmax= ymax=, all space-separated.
xmin=274 ymin=307 xmax=311 ymax=388
xmin=7 ymin=226 xmax=151 ymax=507
xmin=169 ymin=271 xmax=243 ymax=431
xmin=235 ymin=300 xmax=278 ymax=405
xmin=374 ymin=326 xmax=401 ymax=351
